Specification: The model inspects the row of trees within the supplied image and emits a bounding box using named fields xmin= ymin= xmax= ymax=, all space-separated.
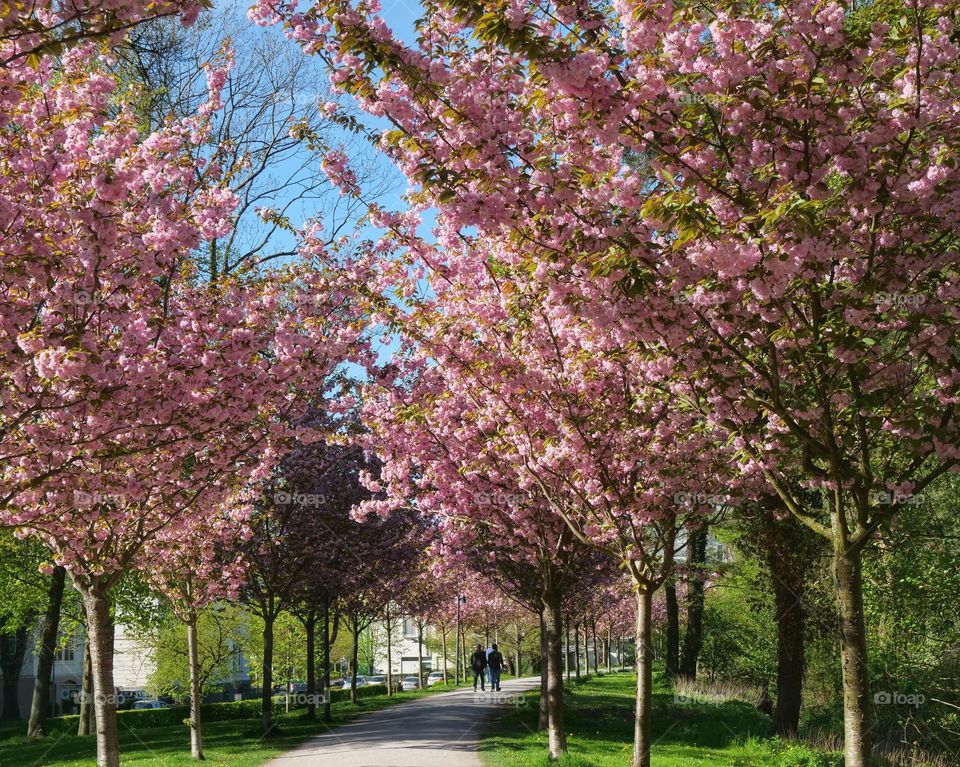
xmin=250 ymin=2 xmax=960 ymax=767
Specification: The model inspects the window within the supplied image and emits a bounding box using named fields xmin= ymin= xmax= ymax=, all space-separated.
xmin=402 ymin=619 xmax=417 ymax=639
xmin=56 ymin=641 xmax=75 ymax=663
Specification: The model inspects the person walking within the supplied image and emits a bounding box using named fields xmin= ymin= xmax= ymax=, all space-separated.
xmin=485 ymin=642 xmax=494 ymax=688
xmin=470 ymin=644 xmax=488 ymax=691
xmin=487 ymin=643 xmax=504 ymax=692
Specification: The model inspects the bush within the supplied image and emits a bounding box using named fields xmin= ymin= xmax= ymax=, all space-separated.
xmin=26 ymin=683 xmax=391 ymax=737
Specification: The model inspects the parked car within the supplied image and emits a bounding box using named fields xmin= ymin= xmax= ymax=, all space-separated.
xmin=132 ymin=700 xmax=167 ymax=710
xmin=401 ymin=676 xmax=420 ymax=691
xmin=366 ymin=675 xmax=387 ymax=687
xmin=426 ymin=672 xmax=445 ymax=687
xmin=327 ymin=678 xmax=346 ymax=689
xmin=352 ymin=676 xmax=367 ymax=687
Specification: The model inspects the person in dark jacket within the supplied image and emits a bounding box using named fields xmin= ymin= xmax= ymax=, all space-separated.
xmin=470 ymin=644 xmax=488 ymax=691
xmin=487 ymin=643 xmax=504 ymax=692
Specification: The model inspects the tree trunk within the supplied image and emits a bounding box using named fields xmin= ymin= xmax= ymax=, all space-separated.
xmin=186 ymin=613 xmax=204 ymax=760
xmin=664 ymin=580 xmax=680 ymax=679
xmin=538 ymin=610 xmax=548 ymax=732
xmin=322 ymin=595 xmax=332 ymax=722
xmin=574 ymin=621 xmax=581 ymax=681
xmin=28 ymin=565 xmax=66 ymax=736
xmin=564 ymin=619 xmax=571 ymax=681
xmin=79 ymin=580 xmax=120 ymax=767
xmin=417 ymin=622 xmax=424 ymax=688
xmin=606 ymin=625 xmax=612 ymax=673
xmin=261 ymin=613 xmax=275 ymax=734
xmin=834 ymin=546 xmax=872 ymax=767
xmin=542 ymin=592 xmax=567 ymax=759
xmin=770 ymin=556 xmax=806 ymax=737
xmin=679 ymin=529 xmax=707 ymax=679
xmin=633 ymin=587 xmax=654 ymax=767
xmin=304 ymin=613 xmax=317 ymax=719
xmin=385 ymin=604 xmax=394 ymax=696
xmin=78 ymin=639 xmax=94 ymax=736
xmin=350 ymin=620 xmax=360 ymax=704
xmin=441 ymin=626 xmax=448 ymax=684
xmin=0 ymin=624 xmax=29 ymax=720
xmin=592 ymin=619 xmax=599 ymax=675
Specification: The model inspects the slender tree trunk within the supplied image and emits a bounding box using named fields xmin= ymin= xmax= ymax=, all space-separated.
xmin=574 ymin=621 xmax=581 ymax=681
xmin=679 ymin=530 xmax=707 ymax=679
xmin=834 ymin=545 xmax=872 ymax=767
xmin=79 ymin=581 xmax=120 ymax=767
xmin=322 ymin=595 xmax=332 ymax=721
xmin=543 ymin=592 xmax=567 ymax=759
xmin=186 ymin=613 xmax=204 ymax=760
xmin=592 ymin=619 xmax=599 ymax=674
xmin=441 ymin=626 xmax=448 ymax=684
xmin=261 ymin=613 xmax=275 ymax=734
xmin=664 ymin=580 xmax=680 ymax=678
xmin=350 ymin=620 xmax=360 ymax=704
xmin=633 ymin=587 xmax=654 ymax=767
xmin=606 ymin=626 xmax=612 ymax=673
xmin=78 ymin=639 xmax=94 ymax=736
xmin=514 ymin=621 xmax=522 ymax=678
xmin=304 ymin=613 xmax=316 ymax=720
xmin=385 ymin=604 xmax=394 ymax=696
xmin=538 ymin=610 xmax=548 ymax=732
xmin=28 ymin=566 xmax=66 ymax=736
xmin=565 ymin=618 xmax=571 ymax=681
xmin=770 ymin=556 xmax=806 ymax=737
xmin=417 ymin=623 xmax=424 ymax=688
xmin=0 ymin=624 xmax=29 ymax=721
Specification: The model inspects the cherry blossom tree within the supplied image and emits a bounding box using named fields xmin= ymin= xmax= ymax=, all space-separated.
xmin=144 ymin=507 xmax=250 ymax=760
xmin=0 ymin=42 xmax=365 ymax=767
xmin=256 ymin=3 xmax=960 ymax=764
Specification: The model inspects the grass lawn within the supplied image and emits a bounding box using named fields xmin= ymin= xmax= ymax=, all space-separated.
xmin=478 ymin=672 xmax=840 ymax=767
xmin=0 ymin=683 xmax=463 ymax=767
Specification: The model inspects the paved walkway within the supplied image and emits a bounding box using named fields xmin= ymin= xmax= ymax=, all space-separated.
xmin=264 ymin=676 xmax=541 ymax=767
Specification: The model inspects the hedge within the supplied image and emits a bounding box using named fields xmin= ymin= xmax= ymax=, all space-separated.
xmin=27 ymin=684 xmax=390 ymax=735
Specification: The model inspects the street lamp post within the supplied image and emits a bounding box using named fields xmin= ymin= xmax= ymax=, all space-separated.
xmin=454 ymin=595 xmax=467 ymax=685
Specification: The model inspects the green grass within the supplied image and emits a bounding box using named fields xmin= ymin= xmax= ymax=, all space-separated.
xmin=0 ymin=683 xmax=463 ymax=767
xmin=479 ymin=673 xmax=843 ymax=767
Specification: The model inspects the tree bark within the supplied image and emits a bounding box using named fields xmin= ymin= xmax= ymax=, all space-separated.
xmin=769 ymin=546 xmax=806 ymax=737
xmin=322 ymin=595 xmax=332 ymax=721
xmin=538 ymin=610 xmax=548 ymax=732
xmin=440 ymin=625 xmax=448 ymax=684
xmin=302 ymin=612 xmax=316 ymax=719
xmin=0 ymin=624 xmax=29 ymax=720
xmin=574 ymin=621 xmax=581 ymax=681
xmin=385 ymin=603 xmax=394 ymax=696
xmin=542 ymin=592 xmax=567 ymax=759
xmin=632 ymin=587 xmax=654 ymax=767
xmin=261 ymin=612 xmax=275 ymax=734
xmin=835 ymin=546 xmax=872 ymax=767
xmin=679 ymin=529 xmax=707 ymax=679
xmin=564 ymin=618 xmax=571 ymax=681
xmin=78 ymin=639 xmax=94 ymax=736
xmin=27 ymin=565 xmax=66 ymax=736
xmin=350 ymin=619 xmax=360 ymax=704
xmin=80 ymin=580 xmax=120 ymax=767
xmin=606 ymin=625 xmax=612 ymax=673
xmin=186 ymin=613 xmax=204 ymax=760
xmin=417 ymin=622 xmax=424 ymax=688
xmin=664 ymin=580 xmax=680 ymax=679
xmin=592 ymin=619 xmax=599 ymax=674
